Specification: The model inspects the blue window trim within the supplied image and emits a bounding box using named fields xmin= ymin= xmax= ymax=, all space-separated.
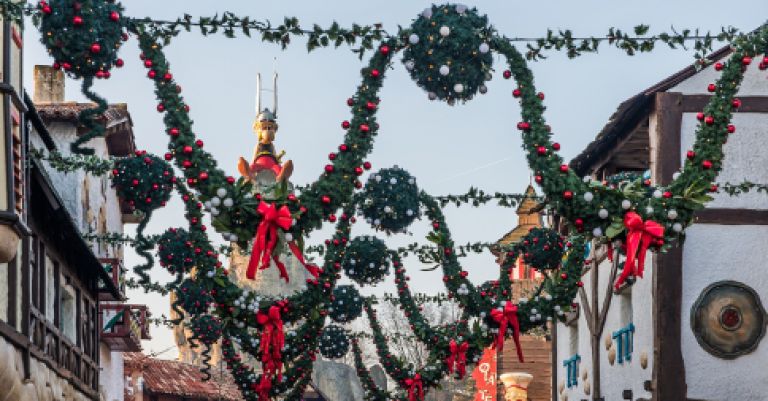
xmin=612 ymin=323 xmax=635 ymax=364
xmin=563 ymin=354 xmax=581 ymax=387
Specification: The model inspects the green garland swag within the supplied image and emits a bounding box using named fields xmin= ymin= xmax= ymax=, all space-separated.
xmin=319 ymin=325 xmax=351 ymax=359
xmin=360 ymin=167 xmax=421 ymax=233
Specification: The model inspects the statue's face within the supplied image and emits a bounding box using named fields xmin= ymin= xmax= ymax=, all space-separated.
xmin=254 ymin=120 xmax=278 ymax=144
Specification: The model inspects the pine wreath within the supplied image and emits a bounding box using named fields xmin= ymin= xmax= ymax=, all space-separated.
xmin=342 ymin=236 xmax=391 ymax=286
xmin=319 ymin=325 xmax=350 ymax=359
xmin=403 ymin=3 xmax=494 ymax=103
xmin=190 ymin=314 xmax=223 ymax=345
xmin=360 ymin=167 xmax=421 ymax=233
xmin=329 ymin=285 xmax=363 ymax=323
xmin=177 ymin=279 xmax=212 ymax=316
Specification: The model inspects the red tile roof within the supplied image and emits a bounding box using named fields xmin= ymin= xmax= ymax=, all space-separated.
xmin=123 ymin=353 xmax=243 ymax=401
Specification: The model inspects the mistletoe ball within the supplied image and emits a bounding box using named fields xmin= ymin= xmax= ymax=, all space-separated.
xmin=343 ymin=236 xmax=391 ymax=285
xmin=319 ymin=325 xmax=350 ymax=359
xmin=330 ymin=285 xmax=363 ymax=323
xmin=361 ymin=167 xmax=421 ymax=233
xmin=157 ymin=228 xmax=196 ymax=275
xmin=177 ymin=279 xmax=212 ymax=316
xmin=38 ymin=0 xmax=126 ymax=78
xmin=190 ymin=315 xmax=223 ymax=345
xmin=112 ymin=152 xmax=174 ymax=213
xmin=403 ymin=4 xmax=493 ymax=103
xmin=517 ymin=228 xmax=565 ymax=270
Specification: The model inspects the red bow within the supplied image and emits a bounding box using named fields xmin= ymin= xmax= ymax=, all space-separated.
xmin=445 ymin=339 xmax=469 ymax=378
xmin=405 ymin=374 xmax=424 ymax=401
xmin=614 ymin=212 xmax=664 ymax=290
xmin=490 ymin=301 xmax=524 ymax=362
xmin=257 ymin=302 xmax=287 ymax=383
xmin=248 ymin=202 xmax=293 ymax=281
xmin=255 ymin=375 xmax=271 ymax=401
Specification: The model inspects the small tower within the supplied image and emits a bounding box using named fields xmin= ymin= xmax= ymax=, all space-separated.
xmin=497 ymin=185 xmax=544 ymax=282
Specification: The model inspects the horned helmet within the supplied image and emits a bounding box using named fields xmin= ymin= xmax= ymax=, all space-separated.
xmin=253 ymin=72 xmax=278 ymax=144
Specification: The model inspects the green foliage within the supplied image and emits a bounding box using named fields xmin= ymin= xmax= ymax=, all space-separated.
xmin=330 ymin=285 xmax=363 ymax=323
xmin=435 ymin=187 xmax=539 ymax=208
xmin=343 ymin=236 xmax=391 ymax=286
xmin=360 ymin=167 xmax=421 ymax=233
xmin=190 ymin=314 xmax=223 ymax=346
xmin=177 ymin=279 xmax=213 ymax=316
xmin=319 ymin=325 xmax=350 ymax=359
xmin=518 ymin=227 xmax=565 ymax=270
xmin=402 ymin=4 xmax=493 ymax=103
xmin=112 ymin=151 xmax=174 ymax=213
xmin=157 ymin=228 xmax=196 ymax=275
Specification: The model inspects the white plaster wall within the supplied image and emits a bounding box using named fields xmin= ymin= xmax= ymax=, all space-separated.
xmin=682 ymin=224 xmax=768 ymax=401
xmin=670 ymin=58 xmax=768 ymax=97
xmin=556 ymin=250 xmax=654 ymax=401
xmin=99 ymin=343 xmax=125 ymax=401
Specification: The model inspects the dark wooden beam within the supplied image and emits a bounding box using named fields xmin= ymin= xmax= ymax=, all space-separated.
xmin=695 ymin=208 xmax=768 ymax=225
xmin=651 ymin=91 xmax=686 ymax=401
xmin=681 ymin=95 xmax=768 ymax=113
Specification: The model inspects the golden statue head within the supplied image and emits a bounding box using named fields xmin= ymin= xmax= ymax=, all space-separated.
xmin=253 ymin=109 xmax=278 ymax=144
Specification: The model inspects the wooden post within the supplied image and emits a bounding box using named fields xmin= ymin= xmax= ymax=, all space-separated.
xmin=650 ymin=92 xmax=686 ymax=401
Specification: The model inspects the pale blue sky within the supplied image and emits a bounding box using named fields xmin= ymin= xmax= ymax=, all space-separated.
xmin=23 ymin=0 xmax=768 ymax=357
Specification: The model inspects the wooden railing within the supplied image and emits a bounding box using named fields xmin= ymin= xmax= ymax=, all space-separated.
xmin=98 ymin=258 xmax=125 ymax=300
xmin=99 ymin=304 xmax=150 ymax=352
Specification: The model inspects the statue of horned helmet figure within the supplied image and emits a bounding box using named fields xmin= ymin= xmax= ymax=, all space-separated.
xmin=238 ymin=71 xmax=294 ymax=184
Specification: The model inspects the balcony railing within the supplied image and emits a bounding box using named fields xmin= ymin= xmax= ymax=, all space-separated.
xmin=99 ymin=258 xmax=126 ymax=301
xmin=100 ymin=304 xmax=151 ymax=352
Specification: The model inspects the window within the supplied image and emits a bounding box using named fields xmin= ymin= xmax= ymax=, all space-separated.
xmin=612 ymin=323 xmax=635 ymax=364
xmin=60 ymin=281 xmax=76 ymax=342
xmin=564 ymin=354 xmax=580 ymax=388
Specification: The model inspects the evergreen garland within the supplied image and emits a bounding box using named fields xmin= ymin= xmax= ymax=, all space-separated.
xmin=342 ymin=236 xmax=391 ymax=286
xmin=156 ymin=228 xmax=196 ymax=276
xmin=329 ymin=285 xmax=363 ymax=323
xmin=360 ymin=167 xmax=421 ymax=233
xmin=518 ymin=227 xmax=565 ymax=271
xmin=319 ymin=325 xmax=351 ymax=359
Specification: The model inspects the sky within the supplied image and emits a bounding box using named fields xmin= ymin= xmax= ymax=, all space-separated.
xmin=22 ymin=0 xmax=768 ymax=357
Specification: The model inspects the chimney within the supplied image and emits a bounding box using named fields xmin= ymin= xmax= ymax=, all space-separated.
xmin=33 ymin=65 xmax=65 ymax=103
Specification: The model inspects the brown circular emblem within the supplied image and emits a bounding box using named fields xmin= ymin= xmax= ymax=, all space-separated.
xmin=691 ymin=281 xmax=767 ymax=359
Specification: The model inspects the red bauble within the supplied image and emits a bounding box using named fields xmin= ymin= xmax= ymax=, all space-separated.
xmin=144 ymin=59 xmax=152 ymax=68
xmin=704 ymin=116 xmax=714 ymax=125
xmin=732 ymin=98 xmax=742 ymax=108
xmin=321 ymin=195 xmax=331 ymax=205
xmin=552 ymin=142 xmax=561 ymax=151
xmin=534 ymin=175 xmax=543 ymax=184
xmin=537 ymin=92 xmax=545 ymax=100
xmin=359 ymin=124 xmax=370 ymax=133
xmin=115 ymin=59 xmax=124 ymax=68
xmin=563 ymin=190 xmax=574 ymax=200
xmin=354 ymin=167 xmax=363 ymax=176
xmin=742 ymin=56 xmax=752 ymax=66
xmin=503 ymin=70 xmax=512 ymax=79
xmin=90 ymin=43 xmax=101 ymax=54
xmin=182 ymin=160 xmax=192 ymax=168
xmin=183 ymin=145 xmax=193 ymax=154
xmin=512 ymin=88 xmax=522 ymax=97
xmin=366 ymin=101 xmax=377 ymax=111
xmin=62 ymin=62 xmax=72 ymax=70
xmin=517 ymin=121 xmax=530 ymax=131
xmin=710 ymin=184 xmax=719 ymax=192
xmin=328 ymin=214 xmax=337 ymax=223
xmin=339 ymin=144 xmax=349 ymax=152
xmin=95 ymin=71 xmax=105 ymax=79
xmin=346 ymin=98 xmax=354 ymax=106
xmin=109 ymin=11 xmax=120 ymax=22
xmin=226 ymin=176 xmax=235 ymax=184
xmin=199 ymin=172 xmax=209 ymax=180
xmin=380 ymin=45 xmax=390 ymax=55
xmin=287 ymin=194 xmax=297 ymax=202
xmin=686 ymin=150 xmax=696 ymax=160
xmin=184 ymin=105 xmax=190 ymax=112
xmin=663 ymin=191 xmax=672 ymax=198
xmin=164 ymin=73 xmax=173 ymax=81
xmin=371 ymin=69 xmax=380 ymax=78
xmin=702 ymin=160 xmax=713 ymax=169
xmin=131 ymin=179 xmax=139 ymax=186
xmin=707 ymin=83 xmax=716 ymax=92
xmin=727 ymin=124 xmax=736 ymax=133
xmin=164 ymin=153 xmax=173 ymax=161
xmin=103 ymin=70 xmax=111 ymax=79
xmin=324 ymin=164 xmax=334 ymax=173
xmin=42 ymin=5 xmax=52 ymax=14
xmin=714 ymin=62 xmax=724 ymax=71
xmin=559 ymin=164 xmax=569 ymax=173
xmin=341 ymin=120 xmax=350 ymax=129
xmin=577 ymin=281 xmax=584 ymax=287
xmin=536 ymin=146 xmax=547 ymax=155
xmin=195 ymin=139 xmax=204 ymax=148
xmin=560 ymin=273 xmax=568 ymax=280
xmin=73 ymin=16 xmax=83 ymax=26
xmin=363 ymin=161 xmax=372 ymax=170
xmin=574 ymin=218 xmax=583 ymax=226
xmin=643 ymin=179 xmax=652 ymax=186
xmin=696 ymin=112 xmax=705 ymax=121
xmin=328 ymin=153 xmax=336 ymax=161
xmin=168 ymin=128 xmax=180 ymax=136
xmin=148 ymin=70 xmax=156 ymax=79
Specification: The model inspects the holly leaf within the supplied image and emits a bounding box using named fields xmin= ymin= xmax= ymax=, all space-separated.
xmin=605 ymin=219 xmax=625 ymax=239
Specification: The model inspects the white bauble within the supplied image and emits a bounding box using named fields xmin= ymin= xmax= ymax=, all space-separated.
xmin=421 ymin=8 xmax=433 ymax=18
xmin=216 ymin=188 xmax=227 ymax=198
xmin=598 ymin=208 xmax=609 ymax=219
xmin=405 ymin=60 xmax=415 ymax=71
xmin=673 ymin=223 xmax=683 ymax=232
xmin=439 ymin=65 xmax=450 ymax=76
xmin=454 ymin=83 xmax=464 ymax=93
xmin=455 ymin=4 xmax=468 ymax=13
xmin=389 ymin=178 xmax=398 ymax=184
xmin=211 ymin=197 xmax=221 ymax=207
xmin=593 ymin=227 xmax=603 ymax=237
xmin=223 ymin=198 xmax=233 ymax=207
xmin=409 ymin=34 xmax=420 ymax=45
xmin=479 ymin=42 xmax=490 ymax=53
xmin=439 ymin=26 xmax=451 ymax=37
xmin=479 ymin=84 xmax=488 ymax=94
xmin=428 ymin=92 xmax=437 ymax=100
xmin=645 ymin=206 xmax=654 ymax=214
xmin=653 ymin=190 xmax=662 ymax=199
xmin=621 ymin=200 xmax=632 ymax=210
xmin=583 ymin=192 xmax=594 ymax=202
xmin=667 ymin=209 xmax=678 ymax=220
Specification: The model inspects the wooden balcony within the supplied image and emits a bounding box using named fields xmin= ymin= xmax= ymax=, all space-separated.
xmin=99 ymin=258 xmax=126 ymax=301
xmin=100 ymin=304 xmax=151 ymax=352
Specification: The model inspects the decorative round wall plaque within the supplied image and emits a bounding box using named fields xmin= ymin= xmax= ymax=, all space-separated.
xmin=691 ymin=280 xmax=767 ymax=359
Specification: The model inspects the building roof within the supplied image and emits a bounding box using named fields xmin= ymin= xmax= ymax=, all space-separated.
xmin=497 ymin=185 xmax=542 ymax=246
xmin=35 ymin=102 xmax=136 ymax=156
xmin=568 ymin=45 xmax=733 ymax=176
xmin=124 ymin=353 xmax=243 ymax=401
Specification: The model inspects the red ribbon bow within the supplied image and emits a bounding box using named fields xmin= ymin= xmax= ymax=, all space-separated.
xmin=445 ymin=339 xmax=469 ymax=378
xmin=614 ymin=212 xmax=664 ymax=290
xmin=255 ymin=375 xmax=272 ymax=401
xmin=257 ymin=301 xmax=287 ymax=383
xmin=405 ymin=374 xmax=424 ymax=401
xmin=490 ymin=301 xmax=524 ymax=362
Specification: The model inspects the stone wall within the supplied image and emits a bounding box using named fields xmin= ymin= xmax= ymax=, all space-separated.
xmin=0 ymin=336 xmax=92 ymax=401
